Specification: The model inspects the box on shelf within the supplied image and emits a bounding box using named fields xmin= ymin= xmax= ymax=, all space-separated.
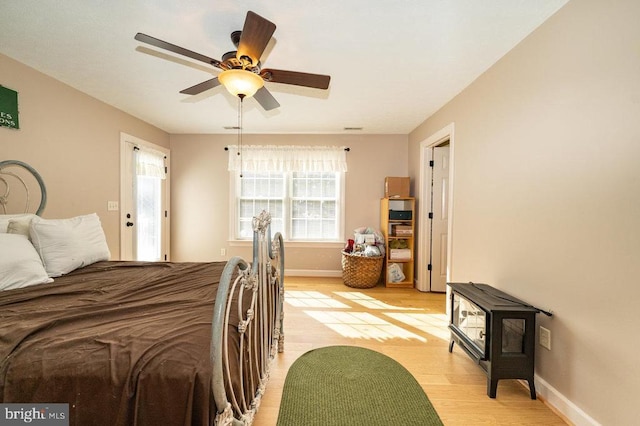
xmin=384 ymin=177 xmax=410 ymax=198
xmin=389 ymin=210 xmax=412 ymax=220
xmin=390 ymin=249 xmax=412 ymax=260
xmin=392 ymin=225 xmax=413 ymax=236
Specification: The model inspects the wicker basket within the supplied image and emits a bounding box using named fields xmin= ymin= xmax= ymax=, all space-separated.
xmin=341 ymin=251 xmax=383 ymax=288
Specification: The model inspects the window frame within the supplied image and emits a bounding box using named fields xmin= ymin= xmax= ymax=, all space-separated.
xmin=229 ymin=170 xmax=346 ymax=245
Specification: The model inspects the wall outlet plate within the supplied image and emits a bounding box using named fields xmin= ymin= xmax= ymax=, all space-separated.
xmin=539 ymin=326 xmax=551 ymax=350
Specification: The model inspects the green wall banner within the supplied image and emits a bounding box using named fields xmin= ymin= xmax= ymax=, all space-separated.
xmin=0 ymin=85 xmax=19 ymax=129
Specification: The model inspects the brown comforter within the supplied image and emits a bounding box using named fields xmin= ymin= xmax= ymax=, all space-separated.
xmin=0 ymin=261 xmax=228 ymax=426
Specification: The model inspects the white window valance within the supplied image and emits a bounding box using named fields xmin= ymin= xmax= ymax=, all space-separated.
xmin=227 ymin=145 xmax=348 ymax=173
xmin=135 ymin=148 xmax=166 ymax=179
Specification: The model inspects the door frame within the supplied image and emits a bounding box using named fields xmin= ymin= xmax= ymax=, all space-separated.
xmin=119 ymin=132 xmax=171 ymax=261
xmin=417 ymin=123 xmax=455 ymax=292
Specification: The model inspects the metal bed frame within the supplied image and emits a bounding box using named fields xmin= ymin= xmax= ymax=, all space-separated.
xmin=213 ymin=210 xmax=285 ymax=425
xmin=0 ymin=159 xmax=285 ymax=425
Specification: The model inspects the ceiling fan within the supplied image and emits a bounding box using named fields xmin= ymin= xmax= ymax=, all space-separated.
xmin=134 ymin=11 xmax=331 ymax=111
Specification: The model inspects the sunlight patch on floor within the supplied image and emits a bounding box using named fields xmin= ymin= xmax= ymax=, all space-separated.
xmin=304 ymin=310 xmax=427 ymax=342
xmin=384 ymin=312 xmax=450 ymax=340
xmin=283 ymin=288 xmax=449 ymax=342
xmin=285 ymin=291 xmax=350 ymax=308
xmin=333 ymin=291 xmax=421 ymax=311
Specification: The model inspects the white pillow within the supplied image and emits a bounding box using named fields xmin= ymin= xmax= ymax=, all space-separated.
xmin=0 ymin=233 xmax=54 ymax=291
xmin=30 ymin=213 xmax=111 ymax=277
xmin=0 ymin=213 xmax=35 ymax=233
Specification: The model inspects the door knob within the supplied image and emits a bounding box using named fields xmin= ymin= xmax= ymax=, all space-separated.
xmin=126 ymin=221 xmax=134 ymax=227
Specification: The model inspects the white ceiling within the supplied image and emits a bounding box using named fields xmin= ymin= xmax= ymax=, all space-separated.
xmin=0 ymin=0 xmax=568 ymax=135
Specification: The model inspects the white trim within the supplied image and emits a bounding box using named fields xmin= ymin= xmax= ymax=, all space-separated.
xmin=533 ymin=375 xmax=601 ymax=426
xmin=229 ymin=240 xmax=344 ymax=249
xmin=119 ymin=133 xmax=171 ymax=261
xmin=417 ymin=123 xmax=455 ymax=292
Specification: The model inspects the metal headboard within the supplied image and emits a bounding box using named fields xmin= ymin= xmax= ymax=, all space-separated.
xmin=0 ymin=160 xmax=47 ymax=216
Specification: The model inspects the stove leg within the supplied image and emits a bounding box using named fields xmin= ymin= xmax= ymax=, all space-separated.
xmin=527 ymin=378 xmax=537 ymax=399
xmin=488 ymin=377 xmax=498 ymax=398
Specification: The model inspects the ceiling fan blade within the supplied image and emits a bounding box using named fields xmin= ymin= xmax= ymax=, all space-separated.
xmin=179 ymin=77 xmax=221 ymax=95
xmin=260 ymin=69 xmax=331 ymax=90
xmin=135 ymin=33 xmax=222 ymax=68
xmin=236 ymin=11 xmax=276 ymax=66
xmin=253 ymin=86 xmax=280 ymax=111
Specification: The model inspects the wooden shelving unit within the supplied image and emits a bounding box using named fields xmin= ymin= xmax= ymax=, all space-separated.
xmin=380 ymin=197 xmax=415 ymax=288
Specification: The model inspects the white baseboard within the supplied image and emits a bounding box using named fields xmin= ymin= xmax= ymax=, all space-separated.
xmin=284 ymin=269 xmax=342 ymax=278
xmin=534 ymin=375 xmax=600 ymax=426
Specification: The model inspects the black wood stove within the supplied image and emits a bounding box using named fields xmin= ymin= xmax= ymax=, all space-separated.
xmin=448 ymin=282 xmax=542 ymax=399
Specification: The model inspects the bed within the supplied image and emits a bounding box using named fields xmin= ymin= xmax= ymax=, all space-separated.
xmin=0 ymin=160 xmax=285 ymax=425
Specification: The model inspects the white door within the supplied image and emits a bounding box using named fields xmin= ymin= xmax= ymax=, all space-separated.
xmin=429 ymin=145 xmax=450 ymax=292
xmin=120 ymin=133 xmax=170 ymax=261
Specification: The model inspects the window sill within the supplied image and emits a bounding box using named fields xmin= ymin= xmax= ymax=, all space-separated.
xmin=229 ymin=240 xmax=345 ymax=249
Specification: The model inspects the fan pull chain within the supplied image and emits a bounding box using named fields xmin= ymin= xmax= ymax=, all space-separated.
xmin=236 ymin=95 xmax=245 ymax=178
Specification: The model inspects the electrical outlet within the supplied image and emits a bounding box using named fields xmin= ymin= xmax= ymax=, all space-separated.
xmin=220 ymin=248 xmax=226 ymax=256
xmin=107 ymin=201 xmax=119 ymax=211
xmin=539 ymin=326 xmax=551 ymax=350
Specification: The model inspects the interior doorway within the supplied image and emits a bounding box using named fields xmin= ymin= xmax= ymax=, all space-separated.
xmin=417 ymin=123 xmax=455 ymax=292
xmin=119 ymin=133 xmax=170 ymax=261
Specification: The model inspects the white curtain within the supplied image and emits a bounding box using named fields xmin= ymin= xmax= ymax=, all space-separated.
xmin=135 ymin=149 xmax=166 ymax=179
xmin=133 ymin=147 xmax=165 ymax=261
xmin=227 ymin=145 xmax=348 ymax=173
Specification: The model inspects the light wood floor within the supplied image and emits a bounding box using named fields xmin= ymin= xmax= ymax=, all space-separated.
xmin=252 ymin=277 xmax=568 ymax=426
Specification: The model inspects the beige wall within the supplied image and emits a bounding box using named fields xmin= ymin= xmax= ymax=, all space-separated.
xmin=409 ymin=0 xmax=639 ymax=424
xmin=169 ymin=133 xmax=408 ymax=272
xmin=1 ymin=54 xmax=170 ymax=259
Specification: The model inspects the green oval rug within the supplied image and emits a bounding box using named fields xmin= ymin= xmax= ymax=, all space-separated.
xmin=276 ymin=345 xmax=443 ymax=426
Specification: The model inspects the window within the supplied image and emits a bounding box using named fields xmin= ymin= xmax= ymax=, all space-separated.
xmin=238 ymin=171 xmax=285 ymax=238
xmin=229 ymin=145 xmax=347 ymax=242
xmin=136 ymin=174 xmax=163 ymax=260
xmin=291 ymin=172 xmax=339 ymax=240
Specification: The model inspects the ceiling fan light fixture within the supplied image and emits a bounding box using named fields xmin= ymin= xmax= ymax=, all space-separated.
xmin=219 ymin=69 xmax=264 ymax=98
xmin=135 ymin=11 xmax=329 ymax=110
